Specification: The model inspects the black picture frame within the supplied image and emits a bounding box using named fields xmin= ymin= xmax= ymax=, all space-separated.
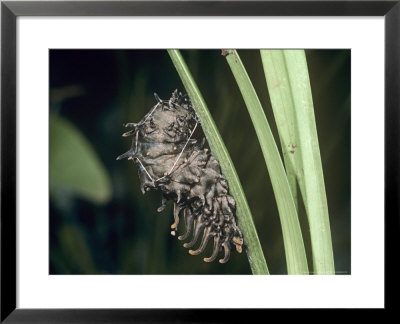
xmin=1 ymin=0 xmax=398 ymax=321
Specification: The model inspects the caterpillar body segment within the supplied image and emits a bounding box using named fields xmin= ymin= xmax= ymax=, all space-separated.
xmin=118 ymin=90 xmax=243 ymax=263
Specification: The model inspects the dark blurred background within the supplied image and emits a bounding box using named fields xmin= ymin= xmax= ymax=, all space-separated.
xmin=49 ymin=49 xmax=350 ymax=275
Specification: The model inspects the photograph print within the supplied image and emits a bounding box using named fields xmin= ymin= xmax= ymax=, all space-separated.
xmin=49 ymin=49 xmax=350 ymax=275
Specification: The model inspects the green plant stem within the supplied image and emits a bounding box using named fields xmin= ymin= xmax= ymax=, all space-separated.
xmin=261 ymin=49 xmax=335 ymax=274
xmin=280 ymin=137 xmax=298 ymax=212
xmin=168 ymin=49 xmax=269 ymax=275
xmin=225 ymin=50 xmax=308 ymax=275
xmin=283 ymin=50 xmax=335 ymax=274
xmin=260 ymin=50 xmax=307 ymax=204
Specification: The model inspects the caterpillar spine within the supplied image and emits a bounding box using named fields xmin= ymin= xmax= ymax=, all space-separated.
xmin=117 ymin=90 xmax=244 ymax=263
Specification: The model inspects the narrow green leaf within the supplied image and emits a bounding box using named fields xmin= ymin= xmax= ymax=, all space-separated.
xmin=283 ymin=50 xmax=335 ymax=274
xmin=260 ymin=50 xmax=306 ymax=207
xmin=50 ymin=115 xmax=112 ymax=204
xmin=225 ymin=50 xmax=308 ymax=275
xmin=168 ymin=49 xmax=269 ymax=275
xmin=281 ymin=139 xmax=298 ymax=211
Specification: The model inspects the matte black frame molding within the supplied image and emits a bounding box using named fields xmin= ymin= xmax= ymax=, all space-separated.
xmin=1 ymin=0 xmax=398 ymax=322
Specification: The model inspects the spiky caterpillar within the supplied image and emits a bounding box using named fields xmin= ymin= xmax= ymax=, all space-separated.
xmin=117 ymin=90 xmax=243 ymax=263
